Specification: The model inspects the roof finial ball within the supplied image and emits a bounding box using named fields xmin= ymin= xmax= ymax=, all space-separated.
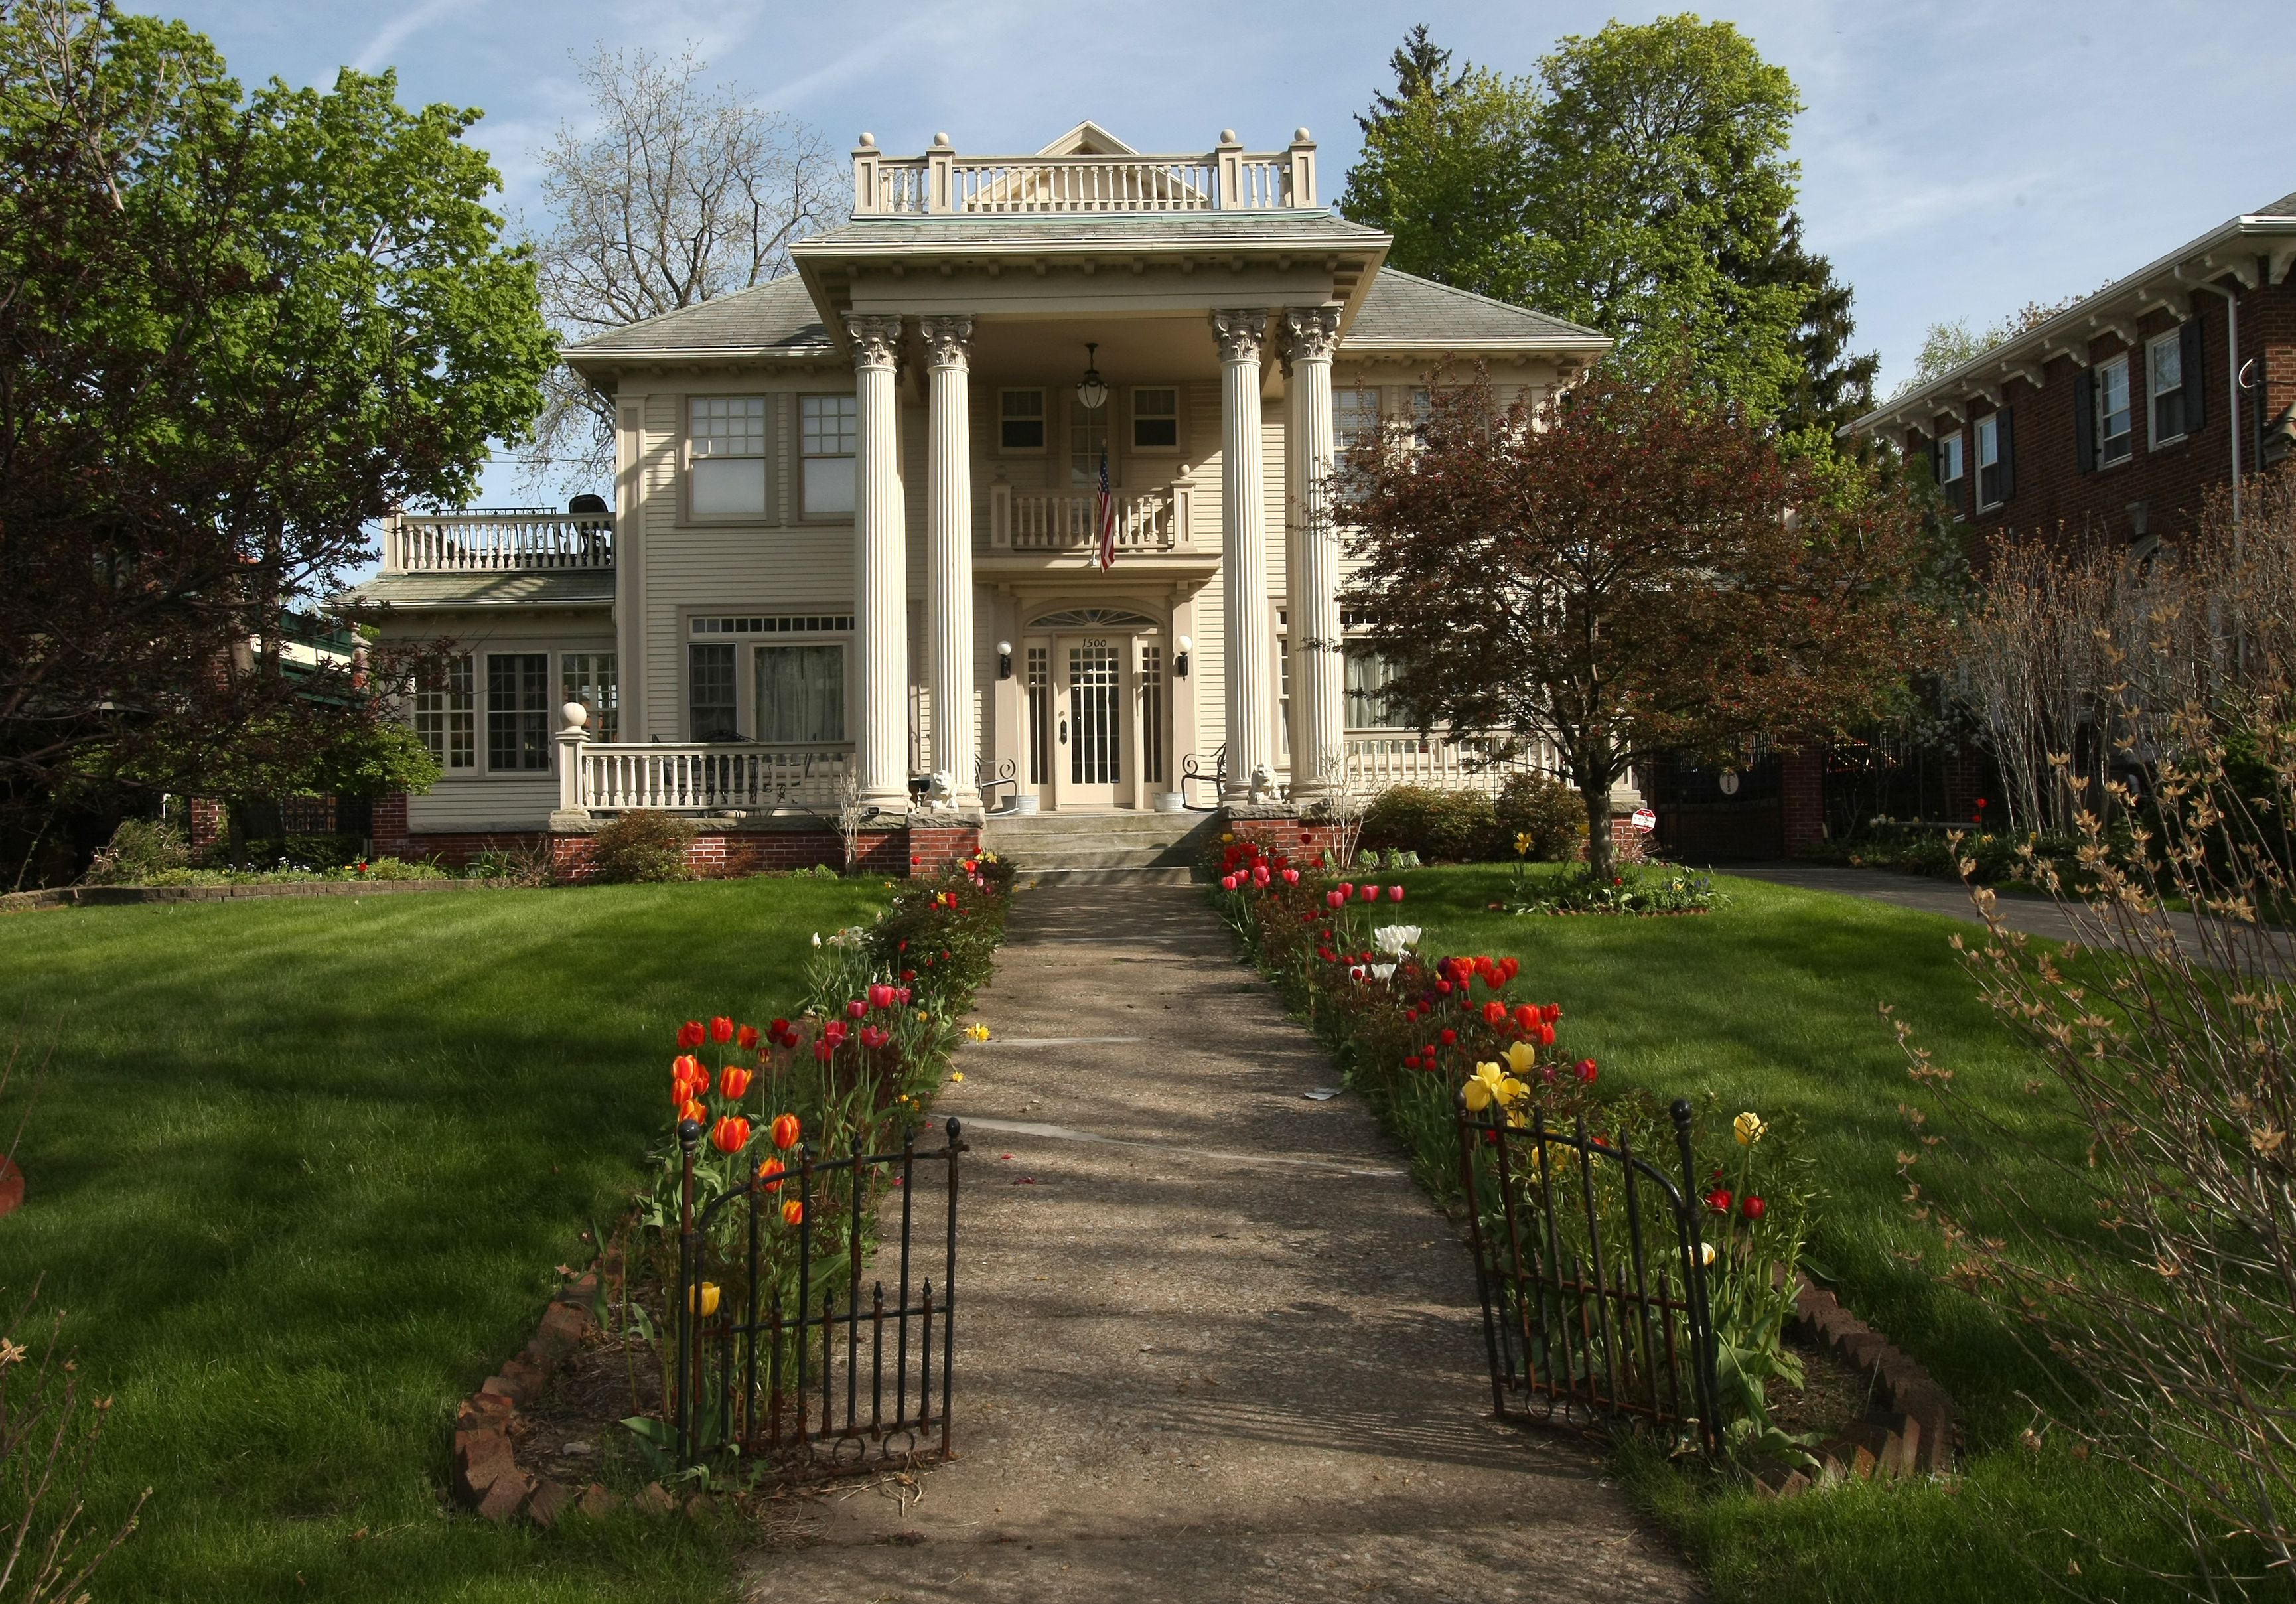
xmin=1220 ymin=129 xmax=1238 ymax=145
xmin=857 ymin=132 xmax=876 ymax=148
xmin=932 ymin=131 xmax=952 ymax=149
xmin=1295 ymin=127 xmax=1311 ymax=143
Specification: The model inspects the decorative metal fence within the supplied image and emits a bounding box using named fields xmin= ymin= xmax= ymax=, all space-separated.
xmin=1456 ymin=1096 xmax=1721 ymax=1449
xmin=672 ymin=1118 xmax=967 ymax=1481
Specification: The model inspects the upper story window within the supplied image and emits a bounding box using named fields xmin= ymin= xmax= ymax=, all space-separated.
xmin=689 ymin=397 xmax=768 ymax=518
xmin=1131 ymin=388 xmax=1177 ymax=450
xmin=1336 ymin=388 xmax=1382 ymax=454
xmin=413 ymin=654 xmax=474 ymax=770
xmin=1934 ymin=431 xmax=1964 ymax=508
xmin=485 ymin=652 xmax=551 ymax=772
xmin=2149 ymin=328 xmax=2194 ymax=445
xmin=799 ymin=395 xmax=857 ymax=517
xmin=1409 ymin=386 xmax=1433 ymax=442
xmin=999 ymin=389 xmax=1046 ymax=451
xmin=2096 ymin=355 xmax=2133 ymax=465
xmin=1069 ymin=395 xmax=1108 ymax=488
xmin=1975 ymin=409 xmax=2015 ymax=511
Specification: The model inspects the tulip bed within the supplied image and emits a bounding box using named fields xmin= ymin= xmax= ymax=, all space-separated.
xmin=1264 ymin=858 xmax=2204 ymax=1604
xmin=0 ymin=871 xmax=946 ymax=1603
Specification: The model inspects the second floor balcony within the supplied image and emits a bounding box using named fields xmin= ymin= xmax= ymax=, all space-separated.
xmin=382 ymin=507 xmax=613 ymax=575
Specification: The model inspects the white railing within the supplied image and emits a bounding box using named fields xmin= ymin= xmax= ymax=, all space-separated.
xmin=989 ymin=483 xmax=1190 ymax=553
xmin=853 ymin=133 xmax=1316 ymax=216
xmin=386 ymin=510 xmax=612 ymax=573
xmin=575 ymin=743 xmax=852 ymax=813
xmin=1343 ymin=733 xmax=1561 ymax=796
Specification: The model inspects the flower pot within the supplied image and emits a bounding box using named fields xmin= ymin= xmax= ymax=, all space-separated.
xmin=1153 ymin=791 xmax=1185 ymax=814
xmin=1011 ymin=794 xmax=1040 ymax=816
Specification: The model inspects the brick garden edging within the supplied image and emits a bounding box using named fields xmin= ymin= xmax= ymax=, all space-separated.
xmin=451 ymin=1258 xmax=630 ymax=1526
xmin=1752 ymin=1276 xmax=1964 ymax=1498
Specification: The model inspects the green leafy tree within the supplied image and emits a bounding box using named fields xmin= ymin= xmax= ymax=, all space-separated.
xmin=1340 ymin=370 xmax=1939 ymax=879
xmin=0 ymin=0 xmax=555 ymax=879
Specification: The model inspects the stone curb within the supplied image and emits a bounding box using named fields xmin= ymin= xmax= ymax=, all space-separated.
xmin=2 ymin=879 xmax=496 ymax=914
xmin=451 ymin=1254 xmax=639 ymax=1527
xmin=1752 ymin=1277 xmax=1964 ymax=1498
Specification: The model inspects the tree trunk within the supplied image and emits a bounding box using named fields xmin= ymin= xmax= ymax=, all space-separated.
xmin=1578 ymin=773 xmax=1614 ymax=882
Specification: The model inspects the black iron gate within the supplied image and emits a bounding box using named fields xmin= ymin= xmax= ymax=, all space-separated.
xmin=1456 ymin=1096 xmax=1720 ymax=1449
xmin=673 ymin=1116 xmax=966 ymax=1480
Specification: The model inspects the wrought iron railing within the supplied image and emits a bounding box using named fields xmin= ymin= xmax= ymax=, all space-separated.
xmin=672 ymin=1118 xmax=966 ymax=1478
xmin=1456 ymin=1096 xmax=1720 ymax=1449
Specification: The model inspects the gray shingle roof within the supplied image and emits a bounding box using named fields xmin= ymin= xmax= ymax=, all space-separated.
xmin=566 ymin=275 xmax=829 ymax=358
xmin=338 ymin=571 xmax=614 ymax=611
xmin=2257 ymin=190 xmax=2296 ymax=218
xmin=1344 ymin=269 xmax=1609 ymax=349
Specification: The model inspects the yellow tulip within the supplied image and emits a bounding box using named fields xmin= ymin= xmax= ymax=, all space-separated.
xmin=690 ymin=1281 xmax=721 ymax=1317
xmin=1733 ymin=1112 xmax=1768 ymax=1146
xmin=1465 ymin=1061 xmax=1509 ymax=1113
xmin=1499 ymin=1075 xmax=1527 ymax=1106
xmin=1505 ymin=1040 xmax=1536 ymax=1076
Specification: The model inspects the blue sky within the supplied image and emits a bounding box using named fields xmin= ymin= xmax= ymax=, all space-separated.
xmin=155 ymin=0 xmax=2293 ymax=502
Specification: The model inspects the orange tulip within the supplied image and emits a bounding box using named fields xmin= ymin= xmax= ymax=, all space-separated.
xmin=709 ymin=1115 xmax=751 ymax=1154
xmin=781 ymin=1198 xmax=804 ymax=1226
xmin=678 ymin=1097 xmax=705 ymax=1125
xmin=770 ymin=1112 xmax=800 ymax=1150
xmin=720 ymin=1065 xmax=753 ymax=1100
xmin=756 ymin=1157 xmax=786 ymax=1193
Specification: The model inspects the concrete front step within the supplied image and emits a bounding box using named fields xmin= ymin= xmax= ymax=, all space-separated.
xmin=1011 ymin=865 xmax=1198 ymax=887
xmin=982 ymin=812 xmax=1212 ymax=838
xmin=995 ymin=845 xmax=1197 ymax=871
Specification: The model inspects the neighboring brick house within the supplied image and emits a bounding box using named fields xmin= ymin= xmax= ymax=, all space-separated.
xmin=1853 ymin=191 xmax=2296 ymax=551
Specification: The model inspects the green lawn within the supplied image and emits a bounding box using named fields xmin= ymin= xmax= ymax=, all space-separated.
xmin=1387 ymin=864 xmax=2194 ymax=1603
xmin=0 ymin=878 xmax=888 ymax=1603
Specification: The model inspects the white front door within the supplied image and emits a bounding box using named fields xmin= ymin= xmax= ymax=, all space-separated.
xmin=1056 ymin=635 xmax=1126 ymax=808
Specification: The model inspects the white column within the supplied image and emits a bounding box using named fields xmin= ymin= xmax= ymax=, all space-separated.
xmin=847 ymin=312 xmax=908 ymax=807
xmin=1212 ymin=309 xmax=1273 ymax=800
xmin=921 ymin=315 xmax=978 ymax=810
xmin=1282 ymin=305 xmax=1342 ymax=798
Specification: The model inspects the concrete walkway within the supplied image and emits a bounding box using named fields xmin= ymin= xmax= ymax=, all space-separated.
xmin=745 ymin=885 xmax=1696 ymax=1604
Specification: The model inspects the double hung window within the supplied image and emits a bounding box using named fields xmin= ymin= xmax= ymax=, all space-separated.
xmin=561 ymin=653 xmax=618 ymax=743
xmin=999 ymin=389 xmax=1046 ymax=451
xmin=1975 ymin=411 xmax=2014 ymax=510
xmin=2149 ymin=332 xmax=2189 ymax=444
xmin=2097 ymin=356 xmax=2133 ymax=464
xmin=689 ymin=644 xmax=738 ymax=741
xmin=753 ymin=644 xmax=845 ymax=744
xmin=1934 ymin=431 xmax=1964 ymax=509
xmin=800 ymin=396 xmax=857 ymax=516
xmin=1131 ymin=388 xmax=1177 ymax=449
xmin=485 ymin=653 xmax=551 ymax=771
xmin=689 ymin=397 xmax=768 ymax=516
xmin=1344 ymin=645 xmax=1403 ymax=729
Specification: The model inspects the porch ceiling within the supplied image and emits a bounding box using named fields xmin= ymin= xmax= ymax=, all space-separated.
xmin=966 ymin=312 xmax=1224 ymax=384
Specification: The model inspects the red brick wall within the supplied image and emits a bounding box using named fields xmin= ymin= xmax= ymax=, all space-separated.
xmin=1907 ymin=276 xmax=2294 ymax=555
xmin=389 ymin=820 xmax=942 ymax=881
xmin=1783 ymin=749 xmax=1826 ymax=855
xmin=907 ymin=824 xmax=983 ymax=876
xmin=372 ymin=793 xmax=410 ymax=857
xmin=188 ymin=797 xmax=225 ymax=855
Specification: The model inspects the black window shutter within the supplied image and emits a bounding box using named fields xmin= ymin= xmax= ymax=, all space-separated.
xmin=2074 ymin=368 xmax=2097 ymax=473
xmin=2180 ymin=316 xmax=2206 ymax=434
xmin=1997 ymin=407 xmax=2016 ymax=502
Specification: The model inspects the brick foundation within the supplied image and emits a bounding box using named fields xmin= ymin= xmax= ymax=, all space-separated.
xmin=372 ymin=792 xmax=410 ymax=857
xmin=1782 ymin=749 xmax=1826 ymax=856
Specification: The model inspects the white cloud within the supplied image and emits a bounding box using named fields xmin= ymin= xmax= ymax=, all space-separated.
xmin=351 ymin=0 xmax=474 ymax=74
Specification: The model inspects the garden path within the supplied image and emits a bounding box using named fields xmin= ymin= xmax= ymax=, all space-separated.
xmin=743 ymin=883 xmax=1696 ymax=1604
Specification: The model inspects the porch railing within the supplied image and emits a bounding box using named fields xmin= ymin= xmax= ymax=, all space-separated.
xmin=853 ymin=133 xmax=1316 ymax=217
xmin=384 ymin=510 xmax=612 ymax=574
xmin=989 ymin=484 xmax=1189 ymax=553
xmin=1343 ymin=733 xmax=1558 ymax=794
xmin=573 ymin=742 xmax=852 ymax=813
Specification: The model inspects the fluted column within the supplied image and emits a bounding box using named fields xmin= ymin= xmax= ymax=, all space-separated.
xmin=847 ymin=312 xmax=908 ymax=807
xmin=920 ymin=315 xmax=977 ymax=810
xmin=1212 ymin=309 xmax=1274 ymax=800
xmin=1282 ymin=305 xmax=1342 ymax=798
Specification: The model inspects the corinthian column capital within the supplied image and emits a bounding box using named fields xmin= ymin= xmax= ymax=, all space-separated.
xmin=1280 ymin=305 xmax=1340 ymax=366
xmin=1209 ymin=308 xmax=1271 ymax=364
xmin=918 ymin=315 xmax=975 ymax=369
xmin=844 ymin=312 xmax=904 ymax=368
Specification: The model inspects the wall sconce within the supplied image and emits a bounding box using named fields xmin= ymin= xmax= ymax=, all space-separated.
xmin=997 ymin=640 xmax=1013 ymax=680
xmin=1173 ymin=634 xmax=1192 ymax=679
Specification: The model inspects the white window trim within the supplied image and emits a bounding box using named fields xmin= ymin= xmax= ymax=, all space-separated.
xmin=680 ymin=611 xmax=855 ymax=745
xmin=482 ymin=650 xmax=554 ymax=775
xmin=1973 ymin=415 xmax=2003 ymax=514
xmin=1935 ymin=430 xmax=1964 ymax=488
xmin=2147 ymin=330 xmax=2188 ymax=450
xmin=1127 ymin=385 xmax=1181 ymax=455
xmin=797 ymin=393 xmax=859 ymax=522
xmin=413 ymin=652 xmax=476 ymax=774
xmin=997 ymin=387 xmax=1048 ymax=455
xmin=683 ymin=394 xmax=774 ymax=526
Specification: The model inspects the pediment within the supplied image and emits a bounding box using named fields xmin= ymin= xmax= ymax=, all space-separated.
xmin=1036 ymin=121 xmax=1139 ymax=157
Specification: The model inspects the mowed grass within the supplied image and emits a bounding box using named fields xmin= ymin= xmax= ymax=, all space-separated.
xmin=1387 ymin=864 xmax=2195 ymax=1603
xmin=0 ymin=878 xmax=887 ymax=1603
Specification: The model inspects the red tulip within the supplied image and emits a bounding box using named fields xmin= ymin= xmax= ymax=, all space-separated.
xmin=1404 ymin=1055 xmax=1421 ymax=1070
xmin=1537 ymin=1023 xmax=1557 ymax=1047
xmin=679 ymin=1097 xmax=706 ymax=1125
xmin=1501 ymin=958 xmax=1521 ymax=982
xmin=771 ymin=1112 xmax=801 ymax=1150
xmin=677 ymin=1021 xmax=705 ymax=1049
xmin=860 ymin=1025 xmax=889 ymax=1049
xmin=720 ymin=1065 xmax=753 ymax=1100
xmin=736 ymin=1024 xmax=760 ymax=1050
xmin=1359 ymin=885 xmax=1380 ymax=903
xmin=782 ymin=1199 xmax=805 ymax=1226
xmin=1705 ymin=1187 xmax=1733 ymax=1214
xmin=1741 ymin=1195 xmax=1766 ymax=1221
xmin=1540 ymin=1002 xmax=1560 ymax=1025
xmin=869 ymin=983 xmax=896 ymax=1010
xmin=846 ymin=999 xmax=867 ymax=1019
xmin=1252 ymin=865 xmax=1271 ymax=885
xmin=1512 ymin=1004 xmax=1538 ymax=1031
xmin=1575 ymin=1057 xmax=1597 ymax=1084
xmin=1325 ymin=890 xmax=1345 ymax=909
xmin=812 ymin=1040 xmax=833 ymax=1063
xmin=1482 ymin=1001 xmax=1507 ymax=1026
xmin=770 ymin=1017 xmax=790 ymax=1040
xmin=1440 ymin=1029 xmax=1457 ymax=1045
xmin=710 ymin=1016 xmax=734 ymax=1043
xmin=1338 ymin=882 xmax=1353 ymax=897
xmin=1436 ymin=980 xmax=1452 ymax=995
xmin=1388 ymin=885 xmax=1405 ymax=901
xmin=709 ymin=1115 xmax=751 ymax=1153
xmin=1282 ymin=868 xmax=1300 ymax=885
xmin=896 ymin=987 xmax=912 ymax=1004
xmin=1222 ymin=875 xmax=1239 ymax=891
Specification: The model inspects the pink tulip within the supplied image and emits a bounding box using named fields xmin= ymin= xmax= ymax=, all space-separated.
xmin=868 ymin=983 xmax=896 ymax=1010
xmin=1325 ymin=890 xmax=1345 ymax=909
xmin=1281 ymin=868 xmax=1300 ymax=885
xmin=1222 ymin=875 xmax=1238 ymax=891
xmin=1359 ymin=884 xmax=1379 ymax=902
xmin=1338 ymin=882 xmax=1354 ymax=898
xmin=1252 ymin=865 xmax=1271 ymax=885
xmin=1388 ymin=885 xmax=1405 ymax=901
xmin=846 ymin=999 xmax=867 ymax=1019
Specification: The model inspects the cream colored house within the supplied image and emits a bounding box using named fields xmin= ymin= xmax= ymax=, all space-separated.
xmin=351 ymin=123 xmax=1607 ymax=841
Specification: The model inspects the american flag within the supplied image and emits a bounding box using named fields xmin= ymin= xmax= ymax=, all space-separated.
xmin=1094 ymin=445 xmax=1117 ymax=572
